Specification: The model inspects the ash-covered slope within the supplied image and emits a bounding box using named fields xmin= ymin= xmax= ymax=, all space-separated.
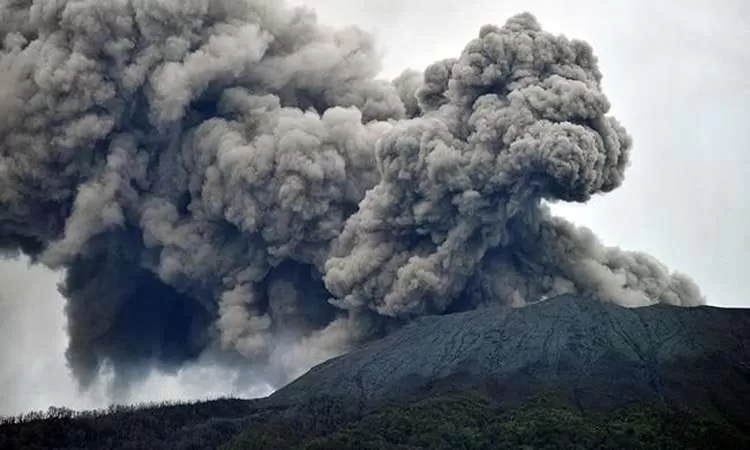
xmin=273 ymin=295 xmax=750 ymax=417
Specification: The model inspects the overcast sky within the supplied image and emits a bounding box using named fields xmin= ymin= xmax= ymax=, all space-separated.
xmin=1 ymin=0 xmax=748 ymax=416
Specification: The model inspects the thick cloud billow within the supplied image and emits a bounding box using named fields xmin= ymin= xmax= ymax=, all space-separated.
xmin=0 ymin=0 xmax=702 ymax=391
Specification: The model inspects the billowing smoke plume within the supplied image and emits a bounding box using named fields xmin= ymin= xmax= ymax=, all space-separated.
xmin=0 ymin=0 xmax=702 ymax=389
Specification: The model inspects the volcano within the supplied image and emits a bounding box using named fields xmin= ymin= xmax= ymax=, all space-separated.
xmin=3 ymin=295 xmax=750 ymax=448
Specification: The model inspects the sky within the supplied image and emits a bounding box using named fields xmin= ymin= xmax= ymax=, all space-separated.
xmin=0 ymin=0 xmax=748 ymax=416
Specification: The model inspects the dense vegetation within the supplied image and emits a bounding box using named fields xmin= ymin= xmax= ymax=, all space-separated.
xmin=226 ymin=388 xmax=750 ymax=449
xmin=0 ymin=398 xmax=263 ymax=450
xmin=3 ymin=387 xmax=748 ymax=449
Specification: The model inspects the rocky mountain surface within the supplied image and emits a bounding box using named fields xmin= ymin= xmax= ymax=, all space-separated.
xmin=273 ymin=295 xmax=750 ymax=419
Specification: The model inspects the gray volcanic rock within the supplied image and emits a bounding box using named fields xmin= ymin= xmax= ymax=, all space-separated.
xmin=273 ymin=295 xmax=750 ymax=419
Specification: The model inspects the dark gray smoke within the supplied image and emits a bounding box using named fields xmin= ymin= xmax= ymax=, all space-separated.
xmin=0 ymin=0 xmax=702 ymax=390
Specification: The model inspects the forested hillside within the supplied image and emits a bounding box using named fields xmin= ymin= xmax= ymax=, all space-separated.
xmin=3 ymin=386 xmax=748 ymax=449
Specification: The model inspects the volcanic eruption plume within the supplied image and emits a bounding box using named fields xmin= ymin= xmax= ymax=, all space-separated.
xmin=0 ymin=0 xmax=702 ymax=390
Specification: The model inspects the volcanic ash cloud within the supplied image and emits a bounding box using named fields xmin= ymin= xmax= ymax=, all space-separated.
xmin=0 ymin=1 xmax=702 ymax=389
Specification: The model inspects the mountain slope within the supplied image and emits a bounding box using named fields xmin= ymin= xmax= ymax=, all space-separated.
xmin=273 ymin=295 xmax=750 ymax=418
